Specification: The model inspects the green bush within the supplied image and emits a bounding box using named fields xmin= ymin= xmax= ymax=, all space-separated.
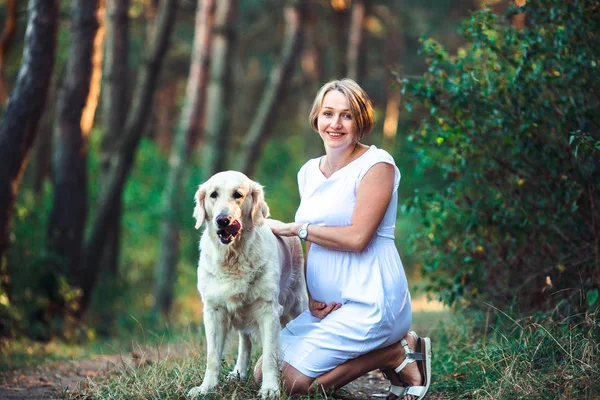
xmin=400 ymin=0 xmax=599 ymax=316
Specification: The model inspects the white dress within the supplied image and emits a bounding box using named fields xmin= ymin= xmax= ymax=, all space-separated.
xmin=280 ymin=145 xmax=412 ymax=378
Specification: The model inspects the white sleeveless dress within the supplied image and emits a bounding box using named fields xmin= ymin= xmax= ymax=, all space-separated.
xmin=280 ymin=145 xmax=412 ymax=378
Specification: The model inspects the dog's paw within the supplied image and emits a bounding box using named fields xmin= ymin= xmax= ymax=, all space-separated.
xmin=259 ymin=383 xmax=280 ymax=399
xmin=187 ymin=379 xmax=217 ymax=398
xmin=187 ymin=386 xmax=203 ymax=398
xmin=227 ymin=370 xmax=246 ymax=381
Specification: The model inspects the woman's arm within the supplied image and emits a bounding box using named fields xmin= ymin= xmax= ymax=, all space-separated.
xmin=270 ymin=162 xmax=395 ymax=252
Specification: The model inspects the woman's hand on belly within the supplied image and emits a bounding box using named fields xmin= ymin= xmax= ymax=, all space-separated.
xmin=309 ymin=295 xmax=341 ymax=319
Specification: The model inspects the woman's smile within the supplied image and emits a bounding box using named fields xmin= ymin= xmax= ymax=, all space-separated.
xmin=318 ymin=90 xmax=357 ymax=148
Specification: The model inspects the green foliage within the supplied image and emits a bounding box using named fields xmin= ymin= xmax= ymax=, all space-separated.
xmin=399 ymin=0 xmax=600 ymax=315
xmin=434 ymin=308 xmax=600 ymax=399
xmin=2 ymin=184 xmax=84 ymax=342
xmin=254 ymin=132 xmax=305 ymax=222
xmin=85 ymin=136 xmax=202 ymax=333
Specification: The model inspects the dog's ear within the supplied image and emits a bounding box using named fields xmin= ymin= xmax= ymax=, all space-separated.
xmin=250 ymin=182 xmax=270 ymax=226
xmin=193 ymin=185 xmax=207 ymax=229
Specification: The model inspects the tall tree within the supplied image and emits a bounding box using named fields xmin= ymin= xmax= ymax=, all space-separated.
xmin=48 ymin=0 xmax=102 ymax=286
xmin=81 ymin=2 xmax=106 ymax=136
xmin=0 ymin=0 xmax=17 ymax=104
xmin=99 ymin=0 xmax=130 ymax=276
xmin=378 ymin=4 xmax=404 ymax=150
xmin=154 ymin=0 xmax=214 ymax=317
xmin=81 ymin=0 xmax=178 ymax=315
xmin=237 ymin=0 xmax=307 ymax=176
xmin=331 ymin=0 xmax=349 ymax=78
xmin=299 ymin=1 xmax=323 ymax=158
xmin=346 ymin=0 xmax=366 ymax=81
xmin=201 ymin=0 xmax=235 ymax=179
xmin=0 ymin=0 xmax=59 ymax=297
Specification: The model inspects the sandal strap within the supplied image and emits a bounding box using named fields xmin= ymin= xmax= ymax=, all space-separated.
xmin=388 ymin=384 xmax=406 ymax=397
xmin=394 ymin=339 xmax=426 ymax=374
xmin=405 ymin=385 xmax=427 ymax=397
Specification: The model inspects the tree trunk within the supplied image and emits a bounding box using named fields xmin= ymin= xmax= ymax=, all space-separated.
xmin=346 ymin=0 xmax=365 ymax=81
xmin=379 ymin=5 xmax=403 ymax=151
xmin=300 ymin=1 xmax=322 ymax=158
xmin=31 ymin=82 xmax=57 ymax=198
xmin=81 ymin=1 xmax=106 ymax=136
xmin=154 ymin=0 xmax=214 ymax=317
xmin=48 ymin=0 xmax=102 ymax=285
xmin=99 ymin=0 xmax=129 ymax=276
xmin=81 ymin=0 xmax=178 ymax=316
xmin=332 ymin=3 xmax=349 ymax=79
xmin=201 ymin=0 xmax=236 ymax=180
xmin=0 ymin=0 xmax=17 ymax=104
xmin=0 ymin=0 xmax=59 ymax=298
xmin=513 ymin=0 xmax=526 ymax=30
xmin=237 ymin=0 xmax=306 ymax=177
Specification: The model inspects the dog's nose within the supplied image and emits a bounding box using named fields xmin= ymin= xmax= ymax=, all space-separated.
xmin=216 ymin=214 xmax=231 ymax=227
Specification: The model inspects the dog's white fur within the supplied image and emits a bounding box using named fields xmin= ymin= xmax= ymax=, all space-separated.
xmin=187 ymin=171 xmax=307 ymax=399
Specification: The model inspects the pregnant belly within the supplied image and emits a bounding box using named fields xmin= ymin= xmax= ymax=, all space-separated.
xmin=306 ymin=246 xmax=350 ymax=304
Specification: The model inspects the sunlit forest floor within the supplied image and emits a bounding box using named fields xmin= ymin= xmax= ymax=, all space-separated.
xmin=3 ymin=299 xmax=597 ymax=399
xmin=0 ymin=299 xmax=448 ymax=399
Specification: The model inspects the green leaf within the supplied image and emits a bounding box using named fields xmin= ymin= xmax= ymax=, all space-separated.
xmin=587 ymin=289 xmax=599 ymax=308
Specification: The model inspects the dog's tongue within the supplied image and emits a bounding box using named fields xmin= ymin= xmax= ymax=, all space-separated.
xmin=224 ymin=220 xmax=241 ymax=235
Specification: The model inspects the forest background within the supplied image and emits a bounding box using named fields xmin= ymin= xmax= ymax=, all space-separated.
xmin=0 ymin=0 xmax=598 ymax=399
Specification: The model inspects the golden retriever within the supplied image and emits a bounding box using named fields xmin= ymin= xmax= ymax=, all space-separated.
xmin=187 ymin=171 xmax=307 ymax=399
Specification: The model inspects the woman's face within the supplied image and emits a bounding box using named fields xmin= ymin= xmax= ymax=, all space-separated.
xmin=317 ymin=90 xmax=358 ymax=150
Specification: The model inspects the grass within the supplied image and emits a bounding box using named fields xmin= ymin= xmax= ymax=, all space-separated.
xmin=4 ymin=303 xmax=599 ymax=399
xmin=0 ymin=323 xmax=196 ymax=372
xmin=433 ymin=305 xmax=600 ymax=399
xmin=73 ymin=307 xmax=599 ymax=399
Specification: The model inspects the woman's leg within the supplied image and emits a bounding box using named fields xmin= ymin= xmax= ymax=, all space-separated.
xmin=302 ymin=332 xmax=423 ymax=399
xmin=254 ymin=332 xmax=424 ymax=399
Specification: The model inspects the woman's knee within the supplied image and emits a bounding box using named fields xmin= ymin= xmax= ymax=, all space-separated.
xmin=253 ymin=357 xmax=263 ymax=384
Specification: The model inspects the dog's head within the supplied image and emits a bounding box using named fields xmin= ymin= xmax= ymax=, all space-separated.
xmin=193 ymin=171 xmax=270 ymax=245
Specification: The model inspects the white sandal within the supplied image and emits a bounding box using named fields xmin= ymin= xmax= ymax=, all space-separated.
xmin=387 ymin=331 xmax=432 ymax=400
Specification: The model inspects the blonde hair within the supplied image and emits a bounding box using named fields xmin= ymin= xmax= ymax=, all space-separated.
xmin=309 ymin=78 xmax=375 ymax=139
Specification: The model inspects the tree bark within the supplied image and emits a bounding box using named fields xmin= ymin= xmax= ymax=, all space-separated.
xmin=48 ymin=0 xmax=101 ymax=285
xmin=346 ymin=0 xmax=365 ymax=81
xmin=81 ymin=0 xmax=178 ymax=315
xmin=201 ymin=0 xmax=235 ymax=180
xmin=81 ymin=1 xmax=106 ymax=136
xmin=513 ymin=0 xmax=526 ymax=30
xmin=31 ymin=82 xmax=57 ymax=198
xmin=154 ymin=0 xmax=214 ymax=317
xmin=0 ymin=0 xmax=17 ymax=104
xmin=0 ymin=0 xmax=59 ymax=297
xmin=236 ymin=0 xmax=306 ymax=177
xmin=300 ymin=1 xmax=322 ymax=158
xmin=99 ymin=0 xmax=129 ymax=276
xmin=332 ymin=3 xmax=349 ymax=79
xmin=379 ymin=5 xmax=403 ymax=151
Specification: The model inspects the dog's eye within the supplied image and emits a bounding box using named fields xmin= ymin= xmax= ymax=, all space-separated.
xmin=233 ymin=191 xmax=243 ymax=199
xmin=210 ymin=191 xmax=218 ymax=199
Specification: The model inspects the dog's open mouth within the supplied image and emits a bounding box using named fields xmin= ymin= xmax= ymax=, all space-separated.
xmin=217 ymin=220 xmax=242 ymax=244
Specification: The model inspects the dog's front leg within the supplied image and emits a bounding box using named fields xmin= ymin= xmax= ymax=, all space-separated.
xmin=229 ymin=331 xmax=252 ymax=380
xmin=188 ymin=307 xmax=228 ymax=398
xmin=258 ymin=301 xmax=282 ymax=399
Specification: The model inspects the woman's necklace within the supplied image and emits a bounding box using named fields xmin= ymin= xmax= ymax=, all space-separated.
xmin=325 ymin=142 xmax=359 ymax=176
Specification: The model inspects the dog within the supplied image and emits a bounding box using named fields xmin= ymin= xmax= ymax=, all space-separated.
xmin=187 ymin=171 xmax=307 ymax=399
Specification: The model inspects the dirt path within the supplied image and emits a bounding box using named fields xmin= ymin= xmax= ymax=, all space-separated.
xmin=0 ymin=353 xmax=391 ymax=399
xmin=0 ymin=358 xmax=393 ymax=400
xmin=0 ymin=354 xmax=123 ymax=399
xmin=0 ymin=303 xmax=446 ymax=399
